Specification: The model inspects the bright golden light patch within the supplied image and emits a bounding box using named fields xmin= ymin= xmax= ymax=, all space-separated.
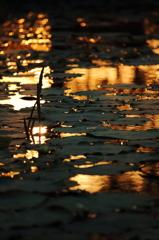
xmin=70 ymin=174 xmax=110 ymax=193
xmin=30 ymin=166 xmax=38 ymax=172
xmin=13 ymin=150 xmax=39 ymax=159
xmin=21 ymin=59 xmax=44 ymax=66
xmin=32 ymin=126 xmax=47 ymax=135
xmin=60 ymin=133 xmax=86 ymax=138
xmin=117 ymin=171 xmax=144 ymax=193
xmin=146 ymin=39 xmax=159 ymax=53
xmin=0 ymin=92 xmax=37 ymax=110
xmin=70 ymin=170 xmax=151 ymax=195
xmin=92 ymin=60 xmax=111 ymax=66
xmin=0 ymin=67 xmax=51 ymax=110
xmin=2 ymin=13 xmax=52 ymax=52
xmin=77 ymin=18 xmax=85 ymax=23
xmin=117 ymin=104 xmax=133 ymax=111
xmin=89 ymin=38 xmax=97 ymax=43
xmin=0 ymin=171 xmax=20 ymax=178
xmin=74 ymin=161 xmax=111 ymax=168
xmin=37 ymin=13 xmax=47 ymax=18
xmin=64 ymin=155 xmax=86 ymax=162
xmin=80 ymin=22 xmax=87 ymax=27
xmin=64 ymin=67 xmax=118 ymax=95
xmin=18 ymin=18 xmax=25 ymax=24
xmin=136 ymin=147 xmax=156 ymax=153
xmin=64 ymin=64 xmax=159 ymax=99
xmin=31 ymin=126 xmax=49 ymax=144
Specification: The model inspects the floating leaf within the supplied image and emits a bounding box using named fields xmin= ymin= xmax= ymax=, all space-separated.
xmin=117 ymin=228 xmax=159 ymax=240
xmin=0 ymin=177 xmax=66 ymax=193
xmin=87 ymin=126 xmax=159 ymax=140
xmin=0 ymin=136 xmax=12 ymax=149
xmin=57 ymin=142 xmax=134 ymax=157
xmin=131 ymin=99 xmax=159 ymax=110
xmin=65 ymin=212 xmax=158 ymax=235
xmin=0 ymin=206 xmax=72 ymax=229
xmin=0 ymin=190 xmax=46 ymax=210
xmin=51 ymin=192 xmax=155 ymax=215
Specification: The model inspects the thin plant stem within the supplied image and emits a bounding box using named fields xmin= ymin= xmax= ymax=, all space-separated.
xmin=39 ymin=125 xmax=41 ymax=144
xmin=23 ymin=117 xmax=30 ymax=140
xmin=30 ymin=117 xmax=36 ymax=144
xmin=37 ymin=66 xmax=44 ymax=123
xmin=24 ymin=66 xmax=45 ymax=142
xmin=28 ymin=101 xmax=37 ymax=129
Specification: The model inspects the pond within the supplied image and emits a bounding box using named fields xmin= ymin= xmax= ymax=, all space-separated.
xmin=1 ymin=3 xmax=159 ymax=239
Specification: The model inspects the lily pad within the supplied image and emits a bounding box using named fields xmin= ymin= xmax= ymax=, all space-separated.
xmin=87 ymin=126 xmax=159 ymax=140
xmin=90 ymin=94 xmax=139 ymax=101
xmin=117 ymin=228 xmax=159 ymax=240
xmin=0 ymin=177 xmax=67 ymax=193
xmin=107 ymin=116 xmax=151 ymax=125
xmin=0 ymin=190 xmax=46 ymax=210
xmin=57 ymin=142 xmax=134 ymax=157
xmin=51 ymin=192 xmax=155 ymax=215
xmin=0 ymin=206 xmax=72 ymax=229
xmin=65 ymin=212 xmax=159 ymax=235
xmin=131 ymin=99 xmax=159 ymax=110
xmin=0 ymin=136 xmax=12 ymax=149
xmin=102 ymin=151 xmax=159 ymax=164
xmin=71 ymin=89 xmax=115 ymax=96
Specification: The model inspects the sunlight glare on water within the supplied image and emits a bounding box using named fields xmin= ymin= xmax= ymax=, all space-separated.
xmin=64 ymin=63 xmax=159 ymax=132
xmin=70 ymin=174 xmax=111 ymax=193
xmin=64 ymin=64 xmax=159 ymax=95
xmin=70 ymin=170 xmax=159 ymax=197
xmin=0 ymin=67 xmax=51 ymax=110
xmin=2 ymin=12 xmax=52 ymax=52
xmin=0 ymin=171 xmax=20 ymax=178
xmin=31 ymin=126 xmax=49 ymax=144
xmin=13 ymin=150 xmax=39 ymax=159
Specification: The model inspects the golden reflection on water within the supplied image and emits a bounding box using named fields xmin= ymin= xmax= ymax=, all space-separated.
xmin=0 ymin=171 xmax=20 ymax=178
xmin=102 ymin=114 xmax=159 ymax=131
xmin=60 ymin=133 xmax=86 ymax=138
xmin=70 ymin=174 xmax=110 ymax=193
xmin=2 ymin=12 xmax=52 ymax=52
xmin=64 ymin=155 xmax=86 ymax=162
xmin=13 ymin=150 xmax=39 ymax=159
xmin=70 ymin=170 xmax=159 ymax=196
xmin=31 ymin=126 xmax=49 ymax=144
xmin=64 ymin=63 xmax=159 ymax=132
xmin=146 ymin=39 xmax=159 ymax=54
xmin=74 ymin=161 xmax=111 ymax=168
xmin=0 ymin=92 xmax=37 ymax=110
xmin=0 ymin=67 xmax=51 ymax=110
xmin=30 ymin=166 xmax=38 ymax=172
xmin=64 ymin=64 xmax=159 ymax=96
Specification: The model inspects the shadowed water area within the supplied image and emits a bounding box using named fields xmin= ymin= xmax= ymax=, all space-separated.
xmin=1 ymin=0 xmax=159 ymax=239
